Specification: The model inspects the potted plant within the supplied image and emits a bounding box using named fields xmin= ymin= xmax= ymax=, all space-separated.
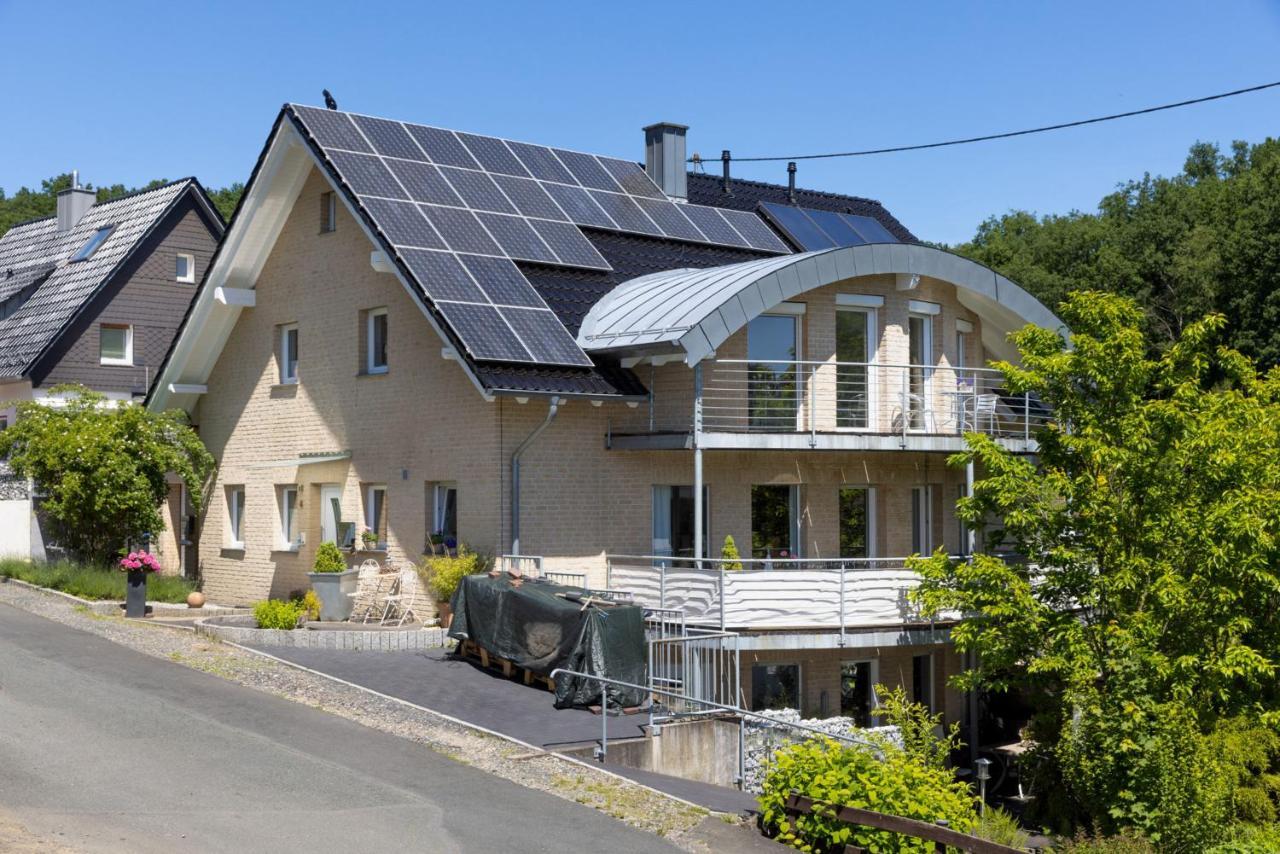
xmin=307 ymin=541 xmax=358 ymax=621
xmin=119 ymin=551 xmax=161 ymax=617
xmin=419 ymin=546 xmax=481 ymax=628
xmin=360 ymin=529 xmax=380 ymax=551
xmin=721 ymin=534 xmax=744 ymax=571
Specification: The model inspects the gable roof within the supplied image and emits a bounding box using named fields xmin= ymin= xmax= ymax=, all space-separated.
xmin=0 ymin=179 xmax=224 ymax=380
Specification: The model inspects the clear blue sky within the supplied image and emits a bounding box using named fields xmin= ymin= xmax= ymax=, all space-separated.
xmin=2 ymin=1 xmax=1277 ymax=244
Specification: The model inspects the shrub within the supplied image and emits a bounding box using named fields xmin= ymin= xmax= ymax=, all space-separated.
xmin=875 ymin=685 xmax=957 ymax=770
xmin=1207 ymin=823 xmax=1280 ymax=853
xmin=0 ymin=558 xmax=194 ymax=603
xmin=312 ymin=541 xmax=347 ymax=573
xmin=720 ymin=535 xmax=743 ymax=571
xmin=1057 ymin=829 xmax=1156 ymax=853
xmin=758 ymin=737 xmax=976 ymax=853
xmin=1234 ymin=787 xmax=1276 ymax=825
xmin=972 ymin=808 xmax=1030 ymax=849
xmin=298 ymin=590 xmax=321 ymax=621
xmin=253 ymin=599 xmax=304 ymax=629
xmin=419 ymin=546 xmax=483 ymax=602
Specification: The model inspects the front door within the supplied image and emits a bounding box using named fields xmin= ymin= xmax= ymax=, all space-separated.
xmin=320 ymin=484 xmax=342 ymax=545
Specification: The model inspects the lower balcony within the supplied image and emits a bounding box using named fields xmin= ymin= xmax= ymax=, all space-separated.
xmin=608 ymin=360 xmax=1048 ymax=453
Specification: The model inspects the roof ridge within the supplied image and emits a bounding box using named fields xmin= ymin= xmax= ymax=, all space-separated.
xmin=3 ymin=177 xmax=198 ymax=231
xmin=687 ymin=171 xmax=885 ymax=208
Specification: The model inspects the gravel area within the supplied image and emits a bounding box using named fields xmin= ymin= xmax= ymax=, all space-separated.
xmin=0 ymin=578 xmax=749 ymax=851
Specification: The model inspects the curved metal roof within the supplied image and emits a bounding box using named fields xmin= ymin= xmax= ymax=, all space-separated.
xmin=577 ymin=243 xmax=1065 ymax=365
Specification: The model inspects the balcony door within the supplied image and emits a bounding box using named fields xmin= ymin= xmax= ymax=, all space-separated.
xmin=839 ymin=486 xmax=875 ymax=559
xmin=652 ymin=485 xmax=709 ymax=562
xmin=907 ymin=313 xmax=933 ymax=431
xmin=751 ymin=484 xmax=800 ymax=560
xmin=836 ymin=308 xmax=875 ymax=429
xmin=747 ymin=312 xmax=800 ymax=431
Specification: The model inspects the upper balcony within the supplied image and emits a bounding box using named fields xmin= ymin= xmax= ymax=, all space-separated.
xmin=607 ymin=359 xmax=1049 ymax=454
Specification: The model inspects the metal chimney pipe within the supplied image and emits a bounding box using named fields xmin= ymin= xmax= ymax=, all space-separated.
xmin=721 ymin=150 xmax=732 ymax=194
xmin=643 ymin=122 xmax=689 ymax=200
xmin=787 ymin=162 xmax=797 ymax=203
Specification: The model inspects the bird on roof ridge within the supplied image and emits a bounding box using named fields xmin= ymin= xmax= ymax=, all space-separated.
xmin=323 ymin=89 xmax=338 ymax=110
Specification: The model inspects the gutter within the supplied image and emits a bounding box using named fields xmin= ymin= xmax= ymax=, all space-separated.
xmin=510 ymin=397 xmax=561 ymax=555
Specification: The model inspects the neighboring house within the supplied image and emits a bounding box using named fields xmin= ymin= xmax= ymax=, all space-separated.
xmin=0 ymin=178 xmax=225 ymax=562
xmin=149 ymin=104 xmax=1061 ymax=728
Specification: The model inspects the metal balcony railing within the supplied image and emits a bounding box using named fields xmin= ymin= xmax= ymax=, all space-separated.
xmin=616 ymin=360 xmax=1051 ymax=442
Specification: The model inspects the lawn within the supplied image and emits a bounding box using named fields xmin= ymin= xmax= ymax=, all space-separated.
xmin=0 ymin=559 xmax=195 ymax=603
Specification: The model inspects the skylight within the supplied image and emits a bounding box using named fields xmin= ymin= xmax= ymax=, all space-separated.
xmin=70 ymin=225 xmax=115 ymax=262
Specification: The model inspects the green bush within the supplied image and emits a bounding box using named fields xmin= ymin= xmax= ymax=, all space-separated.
xmin=1 ymin=558 xmax=194 ymax=603
xmin=1057 ymin=829 xmax=1156 ymax=853
xmin=298 ymin=589 xmax=321 ymax=621
xmin=972 ymin=808 xmax=1031 ymax=849
xmin=1206 ymin=822 xmax=1280 ymax=853
xmin=758 ymin=737 xmax=976 ymax=853
xmin=253 ymin=599 xmax=304 ymax=629
xmin=720 ymin=535 xmax=743 ymax=571
xmin=311 ymin=541 xmax=347 ymax=573
xmin=1234 ymin=787 xmax=1276 ymax=825
xmin=419 ymin=546 xmax=484 ymax=602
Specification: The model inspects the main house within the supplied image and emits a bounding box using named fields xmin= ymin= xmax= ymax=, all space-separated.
xmin=0 ymin=178 xmax=224 ymax=561
xmin=149 ymin=103 xmax=1061 ymax=728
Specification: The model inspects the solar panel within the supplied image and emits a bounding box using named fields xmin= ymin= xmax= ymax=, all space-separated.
xmin=329 ymin=151 xmax=408 ymax=200
xmin=352 ymin=114 xmax=425 ymax=161
xmin=459 ymin=254 xmax=547 ymax=307
xmin=759 ymin=202 xmax=899 ymax=251
xmin=680 ymin=204 xmax=750 ymax=248
xmin=361 ymin=198 xmax=443 ymax=248
xmin=529 ymin=219 xmax=610 ymax=270
xmin=400 ymin=249 xmax=487 ymax=302
xmin=404 ymin=124 xmax=479 ymax=168
xmin=506 ymin=141 xmax=577 ymax=184
xmin=598 ymin=157 xmax=667 ymax=199
xmin=293 ymin=106 xmax=372 ymax=153
xmin=491 ymin=174 xmax=566 ymax=221
xmin=499 ymin=307 xmax=590 ymax=364
xmin=385 ymin=160 xmax=464 ymax=206
xmin=475 ymin=212 xmax=557 ymax=264
xmin=438 ymin=167 xmax=518 ymax=214
xmin=845 ymin=214 xmax=898 ymax=243
xmin=804 ymin=208 xmax=867 ymax=246
xmin=419 ymin=205 xmax=502 ymax=256
xmin=435 ymin=301 xmax=533 ymax=361
xmin=720 ymin=208 xmax=792 ymax=253
xmin=542 ymin=183 xmax=615 ymax=229
xmin=456 ymin=132 xmax=530 ymax=177
xmin=759 ymin=203 xmax=833 ymax=250
xmin=589 ymin=191 xmax=662 ymax=236
xmin=554 ymin=149 xmax=623 ymax=192
xmin=634 ymin=197 xmax=705 ymax=243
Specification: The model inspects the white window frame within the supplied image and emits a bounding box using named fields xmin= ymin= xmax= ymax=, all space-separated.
xmin=280 ymin=324 xmax=299 ymax=384
xmin=366 ymin=308 xmax=389 ymax=374
xmin=838 ymin=485 xmax=876 ymax=559
xmin=364 ymin=484 xmax=387 ymax=549
xmin=320 ymin=484 xmax=342 ymax=545
xmin=835 ymin=304 xmax=878 ymax=432
xmin=321 ymin=191 xmax=337 ymax=233
xmin=278 ymin=485 xmax=299 ymax=551
xmin=226 ymin=485 xmax=245 ymax=549
xmin=99 ymin=324 xmax=133 ymax=366
xmin=176 ymin=253 xmax=196 ymax=283
xmin=432 ymin=482 xmax=458 ymax=538
xmin=911 ymin=485 xmax=934 ymax=555
xmin=749 ymin=309 xmax=804 ymax=432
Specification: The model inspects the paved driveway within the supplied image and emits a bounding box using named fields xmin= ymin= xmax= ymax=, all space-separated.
xmin=0 ymin=603 xmax=679 ymax=853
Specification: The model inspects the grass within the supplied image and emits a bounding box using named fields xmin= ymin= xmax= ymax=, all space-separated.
xmin=0 ymin=558 xmax=195 ymax=603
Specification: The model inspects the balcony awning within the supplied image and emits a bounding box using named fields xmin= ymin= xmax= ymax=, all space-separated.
xmin=245 ymin=450 xmax=351 ymax=469
xmin=577 ymin=243 xmax=1065 ymax=365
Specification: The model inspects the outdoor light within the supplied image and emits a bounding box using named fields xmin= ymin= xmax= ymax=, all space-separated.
xmin=975 ymin=757 xmax=992 ymax=816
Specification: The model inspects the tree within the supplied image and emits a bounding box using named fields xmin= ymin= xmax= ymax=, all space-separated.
xmin=912 ymin=292 xmax=1280 ymax=848
xmin=0 ymin=386 xmax=214 ymax=564
xmin=955 ymin=138 xmax=1280 ymax=367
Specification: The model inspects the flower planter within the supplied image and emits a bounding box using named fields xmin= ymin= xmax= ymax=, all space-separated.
xmin=307 ymin=569 xmax=360 ymax=621
xmin=125 ymin=570 xmax=148 ymax=618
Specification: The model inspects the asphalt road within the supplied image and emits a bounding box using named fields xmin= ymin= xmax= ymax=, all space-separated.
xmin=0 ymin=602 xmax=677 ymax=853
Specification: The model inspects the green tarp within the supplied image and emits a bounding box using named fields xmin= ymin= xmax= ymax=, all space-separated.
xmin=448 ymin=574 xmax=646 ymax=709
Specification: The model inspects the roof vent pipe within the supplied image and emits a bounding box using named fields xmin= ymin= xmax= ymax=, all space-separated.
xmin=787 ymin=162 xmax=797 ymax=204
xmin=56 ymin=173 xmax=95 ymax=233
xmin=721 ymin=150 xmax=732 ymax=195
xmin=643 ymin=122 xmax=688 ymax=200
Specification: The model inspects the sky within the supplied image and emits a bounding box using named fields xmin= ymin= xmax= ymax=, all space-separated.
xmin=1 ymin=1 xmax=1277 ymax=245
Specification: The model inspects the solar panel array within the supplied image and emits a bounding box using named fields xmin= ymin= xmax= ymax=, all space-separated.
xmin=759 ymin=202 xmax=900 ymax=252
xmin=291 ymin=105 xmax=793 ymax=367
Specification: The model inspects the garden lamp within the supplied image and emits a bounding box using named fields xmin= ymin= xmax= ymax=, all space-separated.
xmin=975 ymin=757 xmax=991 ymax=815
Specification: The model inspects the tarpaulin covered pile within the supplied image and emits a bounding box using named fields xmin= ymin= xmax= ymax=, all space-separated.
xmin=448 ymin=574 xmax=646 ymax=709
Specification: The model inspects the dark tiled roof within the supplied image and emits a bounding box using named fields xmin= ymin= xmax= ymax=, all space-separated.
xmin=0 ymin=179 xmax=217 ymax=378
xmin=686 ymin=172 xmax=917 ymax=243
xmin=473 ymin=361 xmax=648 ymax=397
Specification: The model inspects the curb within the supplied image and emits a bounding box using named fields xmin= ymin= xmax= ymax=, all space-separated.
xmin=194 ymin=616 xmax=447 ymax=652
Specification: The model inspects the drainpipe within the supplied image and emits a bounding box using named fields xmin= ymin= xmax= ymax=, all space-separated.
xmin=511 ymin=397 xmax=561 ymax=555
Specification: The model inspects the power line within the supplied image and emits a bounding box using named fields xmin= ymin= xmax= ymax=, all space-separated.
xmin=693 ymin=80 xmax=1280 ymax=164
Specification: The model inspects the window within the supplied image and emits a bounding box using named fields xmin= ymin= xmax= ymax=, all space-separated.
xmin=99 ymin=324 xmax=133 ymax=366
xmin=912 ymin=653 xmax=934 ymax=713
xmin=278 ymin=486 xmax=299 ymax=549
xmin=907 ymin=313 xmax=933 ymax=430
xmin=751 ymin=484 xmax=799 ymax=559
xmin=956 ymin=319 xmax=974 ymax=390
xmin=279 ymin=324 xmax=299 ymax=384
xmin=366 ymin=308 xmax=388 ymax=374
xmin=364 ymin=484 xmax=387 ymax=549
xmin=839 ymin=487 xmax=874 ymax=558
xmin=841 ymin=660 xmax=879 ymax=725
xmin=911 ymin=486 xmax=933 ymax=555
xmin=651 ymin=485 xmax=710 ymax=561
xmin=226 ymin=485 xmax=245 ymax=549
xmin=70 ymin=225 xmax=114 ymax=262
xmin=836 ymin=307 xmax=875 ymax=429
xmin=751 ymin=663 xmax=801 ymax=711
xmin=321 ymin=191 xmax=337 ymax=233
xmin=175 ymin=253 xmax=195 ymax=283
xmin=430 ymin=482 xmax=458 ymax=544
xmin=747 ymin=312 xmax=800 ymax=430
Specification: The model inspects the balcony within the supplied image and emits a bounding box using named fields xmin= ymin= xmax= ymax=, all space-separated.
xmin=608 ymin=360 xmax=1049 ymax=453
xmin=606 ymin=555 xmax=962 ymax=634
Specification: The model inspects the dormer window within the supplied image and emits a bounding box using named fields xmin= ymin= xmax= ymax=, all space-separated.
xmin=70 ymin=225 xmax=115 ymax=262
xmin=176 ymin=253 xmax=195 ymax=283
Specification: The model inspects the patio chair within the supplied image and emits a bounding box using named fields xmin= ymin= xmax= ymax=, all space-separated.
xmin=381 ymin=565 xmax=427 ymax=627
xmin=351 ymin=559 xmax=396 ymax=623
xmin=967 ymin=393 xmax=1000 ymax=434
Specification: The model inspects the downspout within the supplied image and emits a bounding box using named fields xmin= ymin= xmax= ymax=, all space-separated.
xmin=511 ymin=397 xmax=561 ymax=555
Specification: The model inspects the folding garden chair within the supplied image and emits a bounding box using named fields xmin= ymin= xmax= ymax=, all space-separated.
xmin=351 ymin=559 xmax=396 ymax=623
xmin=381 ymin=565 xmax=426 ymax=627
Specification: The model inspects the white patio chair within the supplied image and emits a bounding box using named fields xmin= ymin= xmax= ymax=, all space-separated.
xmin=381 ymin=565 xmax=427 ymax=627
xmin=968 ymin=393 xmax=1000 ymax=434
xmin=352 ymin=559 xmax=396 ymax=623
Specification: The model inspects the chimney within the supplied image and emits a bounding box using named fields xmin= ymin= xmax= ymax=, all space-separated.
xmin=57 ymin=171 xmax=95 ymax=232
xmin=643 ymin=122 xmax=688 ymax=200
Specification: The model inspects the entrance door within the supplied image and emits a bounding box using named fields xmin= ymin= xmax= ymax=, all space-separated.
xmin=836 ymin=309 xmax=874 ymax=429
xmin=320 ymin=484 xmax=342 ymax=545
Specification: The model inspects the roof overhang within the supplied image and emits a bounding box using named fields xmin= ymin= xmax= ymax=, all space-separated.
xmin=577 ymin=243 xmax=1065 ymax=365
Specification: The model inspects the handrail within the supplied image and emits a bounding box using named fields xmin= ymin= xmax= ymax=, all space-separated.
xmin=783 ymin=792 xmax=1025 ymax=854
